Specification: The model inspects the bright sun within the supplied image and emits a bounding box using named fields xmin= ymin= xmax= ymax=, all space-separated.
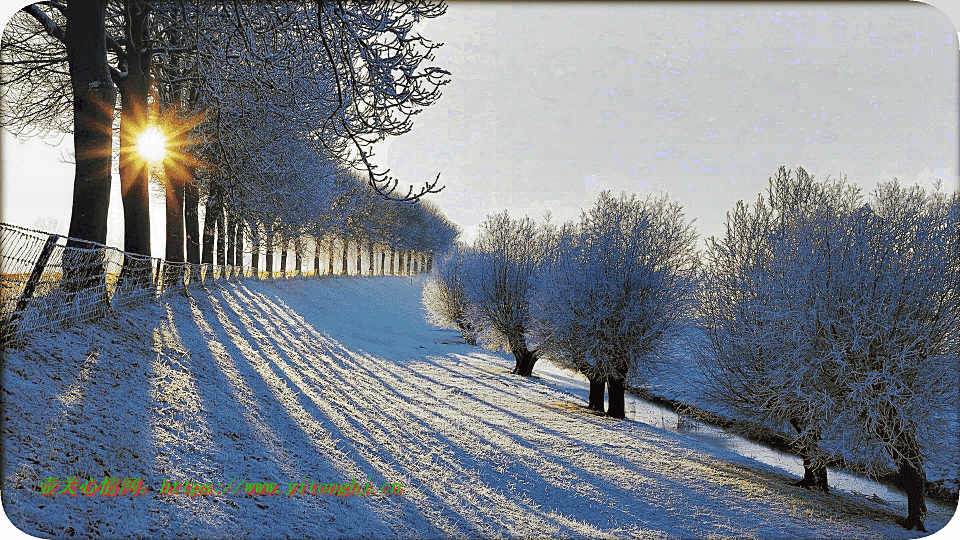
xmin=136 ymin=126 xmax=167 ymax=163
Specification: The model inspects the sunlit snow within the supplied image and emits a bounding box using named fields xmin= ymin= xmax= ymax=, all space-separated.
xmin=2 ymin=276 xmax=956 ymax=538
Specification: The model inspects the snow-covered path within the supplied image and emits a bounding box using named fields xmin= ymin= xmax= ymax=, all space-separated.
xmin=2 ymin=276 xmax=956 ymax=538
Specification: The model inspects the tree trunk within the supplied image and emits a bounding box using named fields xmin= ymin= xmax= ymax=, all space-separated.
xmin=793 ymin=451 xmax=829 ymax=492
xmin=507 ymin=333 xmax=538 ymax=376
xmin=265 ymin=225 xmax=274 ymax=279
xmin=390 ymin=249 xmax=395 ymax=275
xmin=511 ymin=348 xmax=538 ymax=377
xmin=789 ymin=418 xmax=829 ymax=492
xmin=606 ymin=377 xmax=626 ymax=418
xmin=225 ymin=212 xmax=235 ymax=278
xmin=64 ymin=0 xmax=116 ymax=295
xmin=354 ymin=241 xmax=360 ymax=275
xmin=897 ymin=457 xmax=927 ymax=531
xmin=184 ymin=174 xmax=200 ymax=283
xmin=163 ymin=162 xmax=185 ymax=264
xmin=201 ymin=193 xmax=216 ymax=266
xmin=214 ymin=208 xmax=225 ymax=270
xmin=295 ymin=239 xmax=303 ymax=276
xmin=163 ymin=155 xmax=185 ymax=288
xmin=314 ymin=237 xmax=321 ymax=277
xmin=117 ymin=0 xmax=152 ymax=270
xmin=250 ymin=223 xmax=260 ymax=280
xmin=588 ymin=378 xmax=606 ymax=412
xmin=328 ymin=239 xmax=334 ymax=275
xmin=604 ymin=361 xmax=629 ymax=418
xmin=279 ymin=236 xmax=288 ymax=276
xmin=894 ymin=431 xmax=927 ymax=531
xmin=235 ymin=220 xmax=244 ymax=275
xmin=341 ymin=240 xmax=348 ymax=275
xmin=65 ymin=0 xmax=114 ymax=249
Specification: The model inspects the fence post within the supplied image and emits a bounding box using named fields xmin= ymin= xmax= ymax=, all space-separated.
xmin=14 ymin=233 xmax=60 ymax=314
xmin=2 ymin=233 xmax=60 ymax=340
xmin=154 ymin=259 xmax=163 ymax=290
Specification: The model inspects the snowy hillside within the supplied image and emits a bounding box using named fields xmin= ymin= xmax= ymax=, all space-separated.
xmin=2 ymin=276 xmax=957 ymax=538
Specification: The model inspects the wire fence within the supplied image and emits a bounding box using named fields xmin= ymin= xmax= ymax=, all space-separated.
xmin=0 ymin=222 xmax=428 ymax=345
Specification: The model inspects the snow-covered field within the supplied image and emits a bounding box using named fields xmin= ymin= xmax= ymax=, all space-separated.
xmin=2 ymin=275 xmax=958 ymax=538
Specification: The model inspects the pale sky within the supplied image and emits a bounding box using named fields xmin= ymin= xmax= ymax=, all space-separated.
xmin=2 ymin=1 xmax=959 ymax=255
xmin=374 ymin=1 xmax=960 ymax=245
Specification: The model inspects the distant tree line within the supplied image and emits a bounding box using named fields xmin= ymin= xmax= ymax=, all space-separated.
xmin=424 ymin=166 xmax=958 ymax=532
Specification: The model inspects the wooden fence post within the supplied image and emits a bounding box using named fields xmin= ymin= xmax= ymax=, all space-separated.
xmin=2 ymin=233 xmax=61 ymax=340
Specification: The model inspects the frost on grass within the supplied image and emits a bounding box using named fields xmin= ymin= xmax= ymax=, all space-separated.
xmin=2 ymin=276 xmax=955 ymax=538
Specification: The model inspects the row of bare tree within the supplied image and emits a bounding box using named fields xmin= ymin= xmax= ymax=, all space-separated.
xmin=425 ymin=192 xmax=699 ymax=406
xmin=425 ymin=167 xmax=958 ymax=532
xmin=2 ymin=0 xmax=453 ymax=288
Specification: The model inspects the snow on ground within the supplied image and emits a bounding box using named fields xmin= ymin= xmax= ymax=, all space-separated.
xmin=637 ymin=327 xmax=960 ymax=500
xmin=2 ymin=275 xmax=958 ymax=538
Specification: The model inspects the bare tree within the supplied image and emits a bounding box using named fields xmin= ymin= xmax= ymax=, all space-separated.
xmin=698 ymin=167 xmax=861 ymax=491
xmin=460 ymin=212 xmax=551 ymax=376
xmin=1 ymin=5 xmax=72 ymax=136
xmin=423 ymin=244 xmax=476 ymax=345
xmin=315 ymin=1 xmax=450 ymax=201
xmin=530 ymin=191 xmax=698 ymax=418
xmin=698 ymin=167 xmax=959 ymax=531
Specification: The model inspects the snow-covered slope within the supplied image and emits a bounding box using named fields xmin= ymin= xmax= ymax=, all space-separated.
xmin=2 ymin=276 xmax=957 ymax=538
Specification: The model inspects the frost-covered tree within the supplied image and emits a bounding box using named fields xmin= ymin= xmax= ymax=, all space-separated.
xmin=819 ymin=182 xmax=959 ymax=532
xmin=423 ymin=245 xmax=477 ymax=345
xmin=699 ymin=167 xmax=864 ymax=491
xmin=461 ymin=212 xmax=552 ymax=376
xmin=531 ymin=191 xmax=698 ymax=418
xmin=706 ymin=168 xmax=850 ymax=486
xmin=698 ymin=167 xmax=959 ymax=531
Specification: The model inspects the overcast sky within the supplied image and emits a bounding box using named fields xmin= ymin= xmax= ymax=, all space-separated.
xmin=373 ymin=1 xmax=959 ymax=245
xmin=1 ymin=1 xmax=959 ymax=253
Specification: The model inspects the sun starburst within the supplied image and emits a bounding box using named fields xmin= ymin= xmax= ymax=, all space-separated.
xmin=136 ymin=125 xmax=167 ymax=163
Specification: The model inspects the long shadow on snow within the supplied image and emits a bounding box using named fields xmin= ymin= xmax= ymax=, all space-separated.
xmin=216 ymin=281 xmax=920 ymax=537
xmin=220 ymin=281 xmax=635 ymax=535
xmin=218 ymin=282 xmax=543 ymax=536
xmin=201 ymin=283 xmax=460 ymax=536
xmin=4 ymin=300 xmax=185 ymax=538
xmin=170 ymin=288 xmax=409 ymax=537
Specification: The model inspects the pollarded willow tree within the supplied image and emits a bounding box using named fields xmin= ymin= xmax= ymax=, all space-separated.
xmin=821 ymin=181 xmax=958 ymax=532
xmin=530 ymin=191 xmax=698 ymax=418
xmin=457 ymin=212 xmax=554 ymax=376
xmin=698 ymin=166 xmax=959 ymax=531
xmin=698 ymin=167 xmax=861 ymax=492
xmin=422 ymin=244 xmax=477 ymax=345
